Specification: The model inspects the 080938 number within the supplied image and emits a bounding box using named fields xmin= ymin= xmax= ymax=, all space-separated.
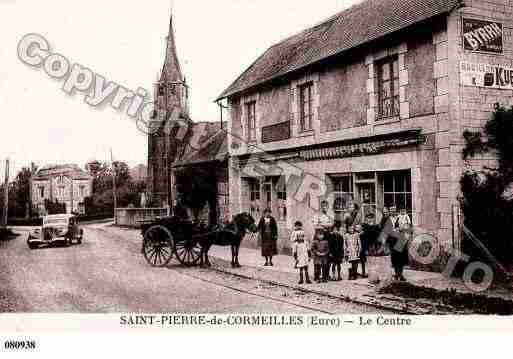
xmin=4 ymin=340 xmax=36 ymax=350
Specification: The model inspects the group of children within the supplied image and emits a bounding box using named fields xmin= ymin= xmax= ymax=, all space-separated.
xmin=291 ymin=220 xmax=365 ymax=285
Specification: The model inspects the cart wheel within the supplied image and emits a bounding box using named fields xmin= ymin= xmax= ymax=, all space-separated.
xmin=174 ymin=237 xmax=202 ymax=266
xmin=143 ymin=225 xmax=174 ymax=267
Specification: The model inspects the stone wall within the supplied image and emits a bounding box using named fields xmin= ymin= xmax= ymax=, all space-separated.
xmin=319 ymin=60 xmax=368 ymax=132
xmin=115 ymin=208 xmax=169 ymax=228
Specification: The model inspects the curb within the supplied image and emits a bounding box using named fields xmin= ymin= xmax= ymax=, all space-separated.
xmin=208 ymin=257 xmax=419 ymax=314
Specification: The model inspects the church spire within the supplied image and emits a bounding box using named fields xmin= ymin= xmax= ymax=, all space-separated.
xmin=160 ymin=11 xmax=183 ymax=83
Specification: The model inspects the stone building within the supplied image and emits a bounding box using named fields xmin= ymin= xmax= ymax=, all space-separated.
xmin=31 ymin=164 xmax=93 ymax=215
xmin=147 ymin=13 xmax=229 ymax=224
xmin=147 ymin=14 xmax=190 ymax=208
xmin=217 ymin=0 xmax=510 ymax=253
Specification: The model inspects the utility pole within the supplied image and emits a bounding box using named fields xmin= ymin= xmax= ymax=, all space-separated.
xmin=110 ymin=148 xmax=117 ymax=224
xmin=2 ymin=159 xmax=9 ymax=227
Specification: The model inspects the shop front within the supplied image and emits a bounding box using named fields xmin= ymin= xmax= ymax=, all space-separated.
xmin=233 ymin=129 xmax=432 ymax=253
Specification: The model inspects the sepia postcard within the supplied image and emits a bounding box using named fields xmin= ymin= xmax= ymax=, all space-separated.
xmin=1 ymin=0 xmax=513 ymax=355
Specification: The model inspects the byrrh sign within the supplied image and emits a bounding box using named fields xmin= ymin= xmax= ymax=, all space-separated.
xmin=462 ymin=18 xmax=503 ymax=54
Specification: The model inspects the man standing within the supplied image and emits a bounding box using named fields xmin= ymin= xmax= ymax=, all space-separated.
xmin=312 ymin=200 xmax=333 ymax=230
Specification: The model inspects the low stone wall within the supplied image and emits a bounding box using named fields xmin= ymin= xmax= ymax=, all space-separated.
xmin=114 ymin=208 xmax=169 ymax=228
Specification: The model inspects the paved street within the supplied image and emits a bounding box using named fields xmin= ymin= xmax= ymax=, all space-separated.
xmin=0 ymin=224 xmax=390 ymax=313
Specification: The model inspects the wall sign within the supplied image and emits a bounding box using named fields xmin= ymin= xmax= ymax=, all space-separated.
xmin=460 ymin=61 xmax=513 ymax=89
xmin=463 ymin=18 xmax=503 ymax=54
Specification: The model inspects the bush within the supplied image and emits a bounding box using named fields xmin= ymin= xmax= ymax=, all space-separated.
xmin=460 ymin=104 xmax=513 ymax=265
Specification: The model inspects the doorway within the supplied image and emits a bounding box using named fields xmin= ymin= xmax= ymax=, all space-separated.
xmin=356 ymin=182 xmax=377 ymax=224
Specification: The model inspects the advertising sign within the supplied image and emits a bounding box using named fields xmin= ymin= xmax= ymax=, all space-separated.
xmin=460 ymin=61 xmax=513 ymax=89
xmin=462 ymin=18 xmax=503 ymax=54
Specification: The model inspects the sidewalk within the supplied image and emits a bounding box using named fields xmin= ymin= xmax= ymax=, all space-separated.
xmin=96 ymin=223 xmax=513 ymax=313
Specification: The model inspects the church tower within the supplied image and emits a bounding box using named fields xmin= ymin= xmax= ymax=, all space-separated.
xmin=147 ymin=12 xmax=189 ymax=208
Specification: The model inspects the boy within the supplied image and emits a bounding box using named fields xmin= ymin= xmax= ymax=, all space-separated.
xmin=329 ymin=221 xmax=345 ymax=281
xmin=311 ymin=227 xmax=330 ymax=283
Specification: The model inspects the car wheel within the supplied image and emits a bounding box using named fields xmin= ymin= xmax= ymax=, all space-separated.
xmin=28 ymin=242 xmax=37 ymax=250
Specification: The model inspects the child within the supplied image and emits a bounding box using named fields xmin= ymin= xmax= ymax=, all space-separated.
xmin=293 ymin=228 xmax=311 ymax=285
xmin=290 ymin=221 xmax=307 ymax=269
xmin=311 ymin=227 xmax=330 ymax=283
xmin=329 ymin=221 xmax=345 ymax=281
xmin=344 ymin=225 xmax=361 ymax=280
xmin=396 ymin=208 xmax=412 ymax=237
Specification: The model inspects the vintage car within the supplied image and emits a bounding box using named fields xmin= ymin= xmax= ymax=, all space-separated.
xmin=27 ymin=214 xmax=84 ymax=249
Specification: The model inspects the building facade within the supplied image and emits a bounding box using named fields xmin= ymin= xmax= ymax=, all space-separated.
xmin=218 ymin=0 xmax=511 ymax=253
xmin=31 ymin=164 xmax=93 ymax=215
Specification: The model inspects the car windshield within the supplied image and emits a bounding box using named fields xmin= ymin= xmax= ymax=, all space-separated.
xmin=44 ymin=218 xmax=68 ymax=225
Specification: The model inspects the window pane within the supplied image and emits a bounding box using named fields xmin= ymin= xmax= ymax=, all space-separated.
xmin=381 ymin=63 xmax=390 ymax=80
xmin=384 ymin=174 xmax=393 ymax=192
xmin=405 ymin=172 xmax=412 ymax=192
xmin=406 ymin=194 xmax=412 ymax=212
xmin=393 ymin=79 xmax=399 ymax=95
xmin=393 ymin=60 xmax=399 ymax=77
xmin=393 ymin=97 xmax=400 ymax=115
xmin=342 ymin=177 xmax=351 ymax=192
xmin=384 ymin=193 xmax=394 ymax=208
xmin=395 ymin=173 xmax=406 ymax=192
xmin=382 ymin=99 xmax=392 ymax=117
xmin=381 ymin=81 xmax=391 ymax=99
xmin=396 ymin=193 xmax=406 ymax=211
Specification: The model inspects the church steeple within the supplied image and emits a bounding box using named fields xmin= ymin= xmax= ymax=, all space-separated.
xmin=160 ymin=13 xmax=183 ymax=84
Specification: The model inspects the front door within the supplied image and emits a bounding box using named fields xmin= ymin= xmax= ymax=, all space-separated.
xmin=357 ymin=182 xmax=376 ymax=224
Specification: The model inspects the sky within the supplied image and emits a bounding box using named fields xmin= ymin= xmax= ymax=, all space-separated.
xmin=0 ymin=0 xmax=359 ymax=180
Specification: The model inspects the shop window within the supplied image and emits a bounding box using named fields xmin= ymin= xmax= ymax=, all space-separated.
xmin=299 ymin=82 xmax=313 ymax=132
xmin=383 ymin=170 xmax=412 ymax=218
xmin=246 ymin=101 xmax=256 ymax=141
xmin=377 ymin=56 xmax=399 ymax=119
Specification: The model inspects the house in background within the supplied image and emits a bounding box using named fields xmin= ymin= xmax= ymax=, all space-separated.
xmin=217 ymin=0 xmax=510 ymax=254
xmin=30 ymin=164 xmax=93 ymax=215
xmin=172 ymin=121 xmax=228 ymax=225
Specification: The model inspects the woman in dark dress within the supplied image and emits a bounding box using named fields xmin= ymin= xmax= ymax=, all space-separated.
xmin=257 ymin=208 xmax=278 ymax=266
xmin=378 ymin=207 xmax=408 ymax=281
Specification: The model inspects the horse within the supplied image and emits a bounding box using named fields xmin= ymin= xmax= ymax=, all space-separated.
xmin=195 ymin=212 xmax=257 ymax=268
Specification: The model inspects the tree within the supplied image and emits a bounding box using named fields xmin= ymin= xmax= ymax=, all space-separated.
xmin=460 ymin=104 xmax=513 ymax=264
xmin=0 ymin=167 xmax=34 ymax=219
xmin=85 ymin=160 xmax=146 ymax=215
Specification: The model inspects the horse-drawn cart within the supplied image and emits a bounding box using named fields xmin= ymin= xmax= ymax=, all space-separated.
xmin=139 ymin=213 xmax=257 ymax=268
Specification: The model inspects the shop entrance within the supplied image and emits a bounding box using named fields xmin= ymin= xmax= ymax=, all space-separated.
xmin=355 ymin=173 xmax=377 ymax=224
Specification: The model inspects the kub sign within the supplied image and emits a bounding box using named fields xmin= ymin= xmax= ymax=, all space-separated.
xmin=463 ymin=18 xmax=503 ymax=54
xmin=460 ymin=61 xmax=513 ymax=89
